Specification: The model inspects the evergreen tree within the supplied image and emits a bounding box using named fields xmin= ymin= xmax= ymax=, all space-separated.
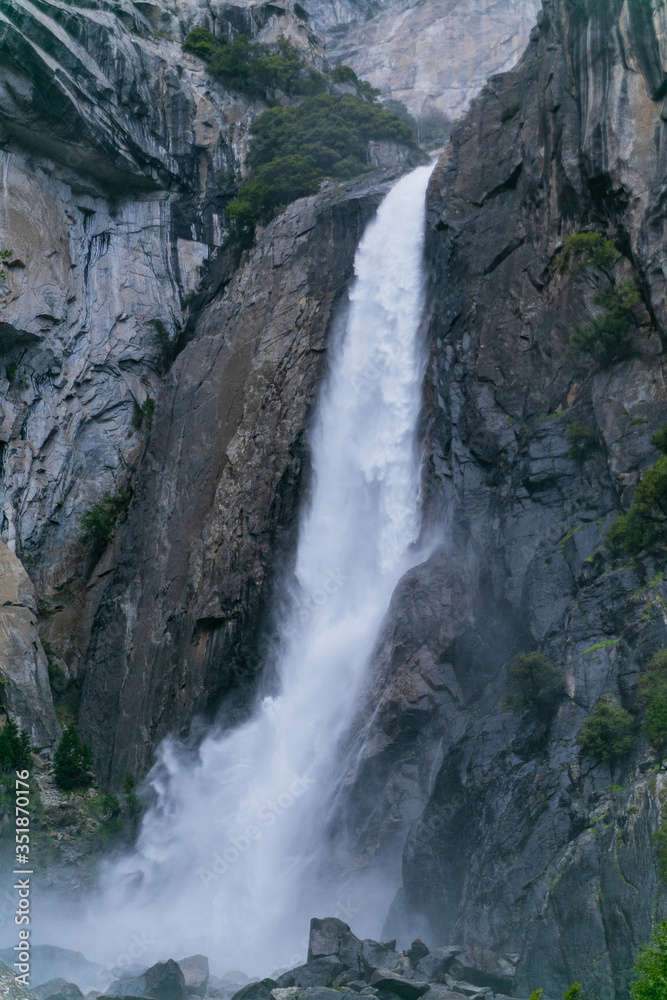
xmin=632 ymin=922 xmax=667 ymax=1000
xmin=0 ymin=717 xmax=31 ymax=771
xmin=53 ymin=724 xmax=93 ymax=791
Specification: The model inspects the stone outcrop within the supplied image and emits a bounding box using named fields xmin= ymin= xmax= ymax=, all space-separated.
xmin=0 ymin=0 xmax=319 ymax=682
xmin=0 ymin=541 xmax=59 ymax=745
xmin=332 ymin=0 xmax=667 ymax=996
xmin=303 ymin=0 xmax=541 ymax=122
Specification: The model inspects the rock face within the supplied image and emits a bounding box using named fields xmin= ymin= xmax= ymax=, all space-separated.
xmin=303 ymin=0 xmax=541 ymax=122
xmin=0 ymin=541 xmax=60 ymax=745
xmin=334 ymin=0 xmax=667 ymax=996
xmin=0 ymin=0 xmax=320 ymax=684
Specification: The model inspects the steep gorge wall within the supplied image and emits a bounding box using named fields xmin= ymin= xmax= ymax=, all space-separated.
xmin=335 ymin=0 xmax=667 ymax=996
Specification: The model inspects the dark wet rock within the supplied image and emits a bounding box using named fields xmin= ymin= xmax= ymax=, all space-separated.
xmin=307 ymin=919 xmax=368 ymax=975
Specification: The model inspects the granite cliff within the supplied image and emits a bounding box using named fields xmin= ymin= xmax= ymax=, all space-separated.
xmin=336 ymin=0 xmax=667 ymax=996
xmin=5 ymin=0 xmax=667 ymax=994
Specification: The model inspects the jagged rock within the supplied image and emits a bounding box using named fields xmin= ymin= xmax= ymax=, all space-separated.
xmin=303 ymin=0 xmax=541 ymax=119
xmin=360 ymin=943 xmax=401 ymax=975
xmin=107 ymin=960 xmax=185 ymax=1000
xmin=368 ymin=972 xmax=429 ymax=1000
xmin=415 ymin=950 xmax=462 ymax=984
xmin=0 ymin=959 xmax=33 ymax=999
xmin=276 ymin=957 xmax=347 ymax=989
xmin=34 ymin=984 xmax=85 ymax=1000
xmin=176 ymin=958 xmax=208 ymax=999
xmin=0 ymin=542 xmax=60 ymax=746
xmin=231 ymin=979 xmax=278 ymax=1000
xmin=307 ymin=919 xmax=367 ymax=975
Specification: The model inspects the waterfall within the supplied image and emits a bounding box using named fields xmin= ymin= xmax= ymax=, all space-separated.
xmin=73 ymin=163 xmax=435 ymax=976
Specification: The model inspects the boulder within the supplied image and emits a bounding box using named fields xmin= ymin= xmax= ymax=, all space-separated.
xmin=276 ymin=958 xmax=347 ymax=989
xmin=0 ymin=947 xmax=108 ymax=994
xmin=301 ymin=990 xmax=350 ymax=1000
xmin=307 ymin=919 xmax=367 ymax=975
xmin=447 ymin=986 xmax=491 ymax=999
xmin=33 ymin=982 xmax=84 ymax=1000
xmin=107 ymin=960 xmax=185 ymax=1000
xmin=176 ymin=958 xmax=209 ymax=999
xmin=360 ymin=943 xmax=401 ymax=975
xmin=231 ymin=979 xmax=278 ymax=1000
xmin=447 ymin=951 xmax=515 ymax=993
xmin=369 ymin=972 xmax=430 ymax=1000
xmin=415 ymin=950 xmax=463 ymax=984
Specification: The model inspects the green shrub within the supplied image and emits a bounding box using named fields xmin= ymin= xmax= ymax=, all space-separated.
xmin=80 ymin=488 xmax=132 ymax=555
xmin=151 ymin=319 xmax=184 ymax=374
xmin=577 ymin=698 xmax=634 ymax=760
xmin=0 ymin=248 xmax=12 ymax=281
xmin=638 ymin=650 xmax=667 ymax=759
xmin=562 ymin=986 xmax=585 ymax=1000
xmin=631 ymin=921 xmax=667 ymax=1000
xmin=555 ymin=232 xmax=641 ymax=367
xmin=651 ymin=426 xmax=667 ymax=454
xmin=134 ymin=397 xmax=155 ymax=429
xmin=566 ymin=421 xmax=599 ymax=460
xmin=183 ymin=29 xmax=326 ymax=97
xmin=53 ymin=724 xmax=93 ymax=791
xmin=569 ymin=279 xmax=639 ymax=366
xmin=607 ymin=455 xmax=667 ymax=557
xmin=556 ymin=232 xmax=620 ymax=280
xmin=504 ymin=652 xmax=565 ymax=718
xmin=0 ymin=718 xmax=31 ymax=771
xmin=228 ymin=93 xmax=416 ymax=238
xmin=500 ymin=102 xmax=520 ymax=123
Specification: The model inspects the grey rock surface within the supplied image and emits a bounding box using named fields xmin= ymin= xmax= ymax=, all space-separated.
xmin=302 ymin=0 xmax=541 ymax=122
xmin=175 ymin=959 xmax=208 ymax=1000
xmin=331 ymin=0 xmax=667 ymax=996
xmin=0 ymin=541 xmax=60 ymax=745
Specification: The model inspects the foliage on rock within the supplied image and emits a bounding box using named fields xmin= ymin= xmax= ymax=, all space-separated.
xmin=577 ymin=698 xmax=634 ymax=761
xmin=638 ymin=650 xmax=667 ymax=759
xmin=607 ymin=456 xmax=667 ymax=557
xmin=0 ymin=718 xmax=31 ymax=771
xmin=228 ymin=94 xmax=417 ymax=238
xmin=566 ymin=421 xmax=599 ymax=460
xmin=183 ymin=28 xmax=327 ymax=97
xmin=503 ymin=651 xmax=565 ymax=718
xmin=631 ymin=921 xmax=667 ymax=1000
xmin=80 ymin=488 xmax=132 ymax=557
xmin=556 ymin=232 xmax=641 ymax=367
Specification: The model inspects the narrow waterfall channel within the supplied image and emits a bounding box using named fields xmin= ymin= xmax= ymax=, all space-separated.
xmin=72 ymin=163 xmax=435 ymax=975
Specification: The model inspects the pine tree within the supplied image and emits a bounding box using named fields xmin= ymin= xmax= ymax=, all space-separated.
xmin=53 ymin=724 xmax=93 ymax=791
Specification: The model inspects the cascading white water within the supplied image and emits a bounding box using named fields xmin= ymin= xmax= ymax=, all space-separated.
xmin=67 ymin=163 xmax=435 ymax=976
